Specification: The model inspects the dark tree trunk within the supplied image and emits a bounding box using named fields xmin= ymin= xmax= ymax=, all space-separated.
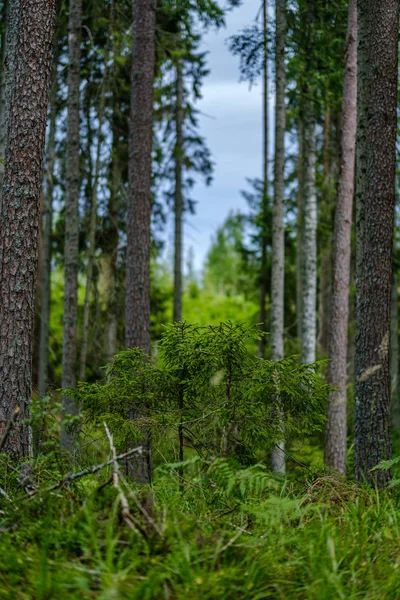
xmin=325 ymin=0 xmax=357 ymax=474
xmin=126 ymin=0 xmax=156 ymax=485
xmin=126 ymin=0 xmax=156 ymax=355
xmin=391 ymin=251 xmax=400 ymax=432
xmin=0 ymin=0 xmax=7 ymax=203
xmin=354 ymin=0 xmax=399 ymax=486
xmin=61 ymin=0 xmax=82 ymax=451
xmin=173 ymin=57 xmax=184 ymax=323
xmin=0 ymin=0 xmax=56 ymax=457
xmin=258 ymin=0 xmax=269 ymax=358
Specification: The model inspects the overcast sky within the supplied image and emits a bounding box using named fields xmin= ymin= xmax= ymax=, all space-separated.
xmin=163 ymin=0 xmax=266 ymax=272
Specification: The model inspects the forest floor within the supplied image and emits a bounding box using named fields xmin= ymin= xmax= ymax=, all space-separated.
xmin=1 ymin=438 xmax=400 ymax=600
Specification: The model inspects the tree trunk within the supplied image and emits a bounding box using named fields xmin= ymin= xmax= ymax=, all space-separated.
xmin=300 ymin=108 xmax=317 ymax=364
xmin=391 ymin=253 xmax=400 ymax=431
xmin=126 ymin=0 xmax=155 ymax=355
xmin=38 ymin=48 xmax=58 ymax=399
xmin=258 ymin=0 xmax=269 ymax=358
xmin=270 ymin=0 xmax=286 ymax=475
xmin=61 ymin=0 xmax=82 ymax=451
xmin=324 ymin=0 xmax=357 ymax=474
xmin=79 ymin=21 xmax=112 ymax=381
xmin=0 ymin=0 xmax=56 ymax=457
xmin=0 ymin=0 xmax=7 ymax=205
xmin=354 ymin=0 xmax=399 ymax=486
xmin=126 ymin=0 xmax=156 ymax=484
xmin=173 ymin=57 xmax=184 ymax=323
xmin=296 ymin=116 xmax=304 ymax=344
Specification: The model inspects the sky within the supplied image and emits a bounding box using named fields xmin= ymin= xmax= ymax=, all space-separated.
xmin=163 ymin=0 xmax=265 ymax=272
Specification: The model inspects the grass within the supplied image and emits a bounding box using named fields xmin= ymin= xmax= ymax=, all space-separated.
xmin=1 ymin=449 xmax=400 ymax=600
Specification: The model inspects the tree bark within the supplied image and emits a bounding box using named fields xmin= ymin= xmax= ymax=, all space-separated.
xmin=61 ymin=0 xmax=82 ymax=451
xmin=354 ymin=0 xmax=399 ymax=486
xmin=391 ymin=253 xmax=400 ymax=431
xmin=173 ymin=57 xmax=184 ymax=323
xmin=258 ymin=0 xmax=269 ymax=358
xmin=270 ymin=0 xmax=286 ymax=475
xmin=126 ymin=0 xmax=156 ymax=485
xmin=0 ymin=0 xmax=56 ymax=457
xmin=296 ymin=115 xmax=304 ymax=344
xmin=0 ymin=0 xmax=7 ymax=205
xmin=126 ymin=0 xmax=156 ymax=355
xmin=324 ymin=0 xmax=357 ymax=474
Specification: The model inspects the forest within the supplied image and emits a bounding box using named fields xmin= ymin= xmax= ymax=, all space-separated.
xmin=0 ymin=0 xmax=399 ymax=597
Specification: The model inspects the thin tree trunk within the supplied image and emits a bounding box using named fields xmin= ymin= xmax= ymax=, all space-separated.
xmin=0 ymin=0 xmax=56 ymax=457
xmin=79 ymin=23 xmax=112 ymax=381
xmin=324 ymin=0 xmax=357 ymax=474
xmin=354 ymin=0 xmax=399 ymax=486
xmin=126 ymin=0 xmax=156 ymax=484
xmin=173 ymin=57 xmax=184 ymax=323
xmin=258 ymin=0 xmax=269 ymax=358
xmin=38 ymin=50 xmax=58 ymax=399
xmin=391 ymin=250 xmax=400 ymax=431
xmin=61 ymin=0 xmax=82 ymax=451
xmin=296 ymin=115 xmax=304 ymax=344
xmin=126 ymin=0 xmax=155 ymax=355
xmin=270 ymin=0 xmax=286 ymax=475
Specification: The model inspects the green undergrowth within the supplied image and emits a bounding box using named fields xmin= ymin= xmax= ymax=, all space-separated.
xmin=1 ymin=453 xmax=400 ymax=599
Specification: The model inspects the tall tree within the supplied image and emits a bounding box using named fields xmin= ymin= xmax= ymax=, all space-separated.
xmin=126 ymin=0 xmax=156 ymax=355
xmin=61 ymin=0 xmax=82 ymax=450
xmin=0 ymin=0 xmax=56 ymax=456
xmin=259 ymin=0 xmax=269 ymax=358
xmin=126 ymin=0 xmax=156 ymax=484
xmin=391 ymin=239 xmax=400 ymax=431
xmin=173 ymin=56 xmax=184 ymax=322
xmin=324 ymin=0 xmax=357 ymax=474
xmin=354 ymin=0 xmax=399 ymax=486
xmin=300 ymin=0 xmax=317 ymax=365
xmin=0 ymin=0 xmax=7 ymax=204
xmin=270 ymin=0 xmax=286 ymax=474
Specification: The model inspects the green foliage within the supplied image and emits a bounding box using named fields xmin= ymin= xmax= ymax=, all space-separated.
xmin=65 ymin=321 xmax=328 ymax=464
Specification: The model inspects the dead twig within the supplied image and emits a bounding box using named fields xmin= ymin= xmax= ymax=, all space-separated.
xmin=104 ymin=423 xmax=147 ymax=538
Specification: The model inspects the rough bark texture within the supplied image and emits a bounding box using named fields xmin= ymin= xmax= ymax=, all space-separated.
xmin=258 ymin=0 xmax=269 ymax=358
xmin=324 ymin=0 xmax=357 ymax=474
xmin=61 ymin=0 xmax=82 ymax=451
xmin=0 ymin=0 xmax=56 ymax=457
xmin=0 ymin=0 xmax=7 ymax=204
xmin=173 ymin=58 xmax=184 ymax=323
xmin=126 ymin=0 xmax=156 ymax=484
xmin=391 ymin=260 xmax=400 ymax=432
xmin=270 ymin=0 xmax=286 ymax=475
xmin=354 ymin=0 xmax=399 ymax=486
xmin=126 ymin=0 xmax=156 ymax=356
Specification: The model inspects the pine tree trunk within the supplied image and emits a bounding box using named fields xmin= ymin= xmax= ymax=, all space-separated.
xmin=61 ymin=0 xmax=82 ymax=451
xmin=173 ymin=57 xmax=184 ymax=323
xmin=324 ymin=0 xmax=357 ymax=474
xmin=0 ymin=0 xmax=7 ymax=204
xmin=126 ymin=0 xmax=156 ymax=484
xmin=391 ymin=256 xmax=400 ymax=431
xmin=258 ymin=0 xmax=269 ymax=358
xmin=38 ymin=50 xmax=58 ymax=399
xmin=126 ymin=0 xmax=155 ymax=355
xmin=354 ymin=0 xmax=399 ymax=486
xmin=0 ymin=0 xmax=56 ymax=457
xmin=270 ymin=0 xmax=286 ymax=475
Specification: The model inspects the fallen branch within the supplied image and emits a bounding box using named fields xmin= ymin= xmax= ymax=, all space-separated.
xmin=27 ymin=445 xmax=143 ymax=500
xmin=104 ymin=423 xmax=147 ymax=538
